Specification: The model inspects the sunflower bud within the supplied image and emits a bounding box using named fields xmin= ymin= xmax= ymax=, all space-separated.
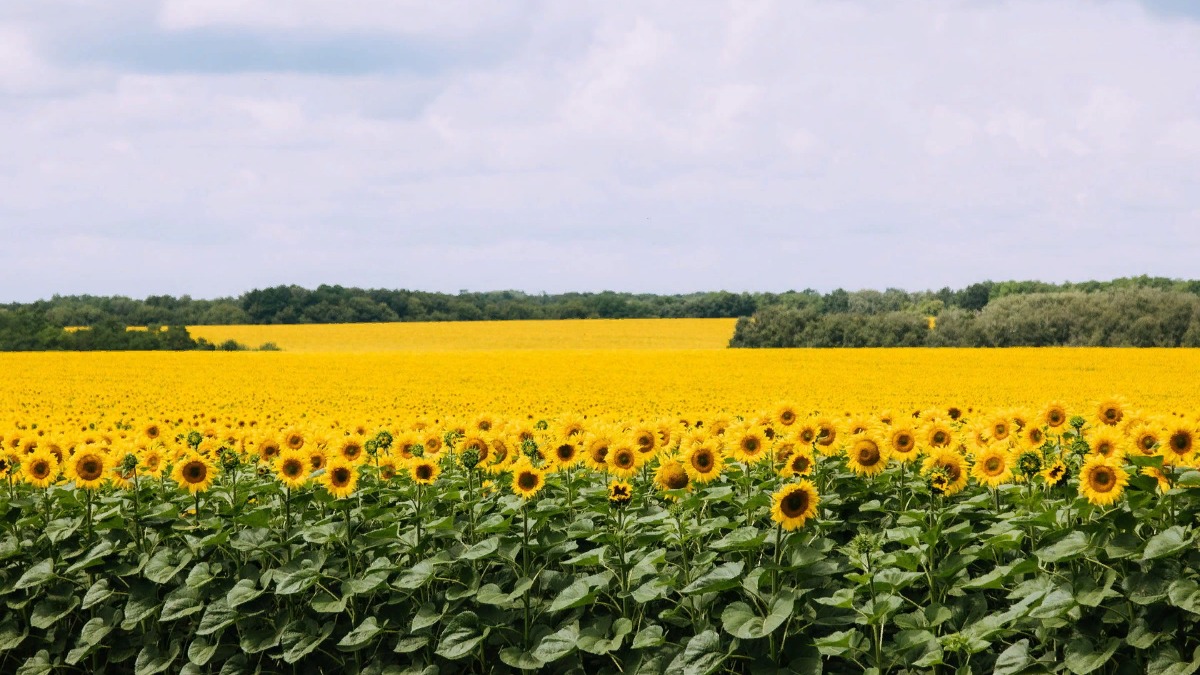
xmin=459 ymin=447 xmax=480 ymax=470
xmin=410 ymin=443 xmax=425 ymax=458
xmin=118 ymin=452 xmax=139 ymax=473
xmin=1069 ymin=416 xmax=1086 ymax=430
xmin=374 ymin=430 xmax=394 ymax=450
xmin=186 ymin=431 xmax=203 ymax=449
xmin=1017 ymin=451 xmax=1043 ymax=479
xmin=364 ymin=439 xmax=379 ymax=457
xmin=521 ymin=438 xmax=539 ymax=462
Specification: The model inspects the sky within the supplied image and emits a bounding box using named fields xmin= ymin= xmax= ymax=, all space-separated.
xmin=2 ymin=0 xmax=1199 ymax=302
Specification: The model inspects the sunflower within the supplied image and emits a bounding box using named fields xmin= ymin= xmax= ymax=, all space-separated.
xmin=307 ymin=446 xmax=328 ymax=473
xmin=780 ymin=447 xmax=815 ymax=478
xmin=320 ymin=457 xmax=358 ymax=499
xmin=795 ymin=421 xmax=819 ymax=446
xmin=655 ymin=459 xmax=690 ymax=492
xmin=472 ymin=415 xmax=495 ymax=433
xmin=549 ymin=438 xmax=580 ymax=469
xmin=511 ymin=463 xmax=545 ymax=500
xmin=771 ymin=480 xmax=819 ymax=530
xmin=631 ymin=426 xmax=657 ymax=456
xmin=846 ymin=435 xmax=889 ymax=477
xmin=138 ymin=445 xmax=166 ymax=477
xmin=337 ymin=436 xmax=366 ymax=464
xmin=486 ymin=436 xmax=515 ymax=471
xmin=257 ymin=437 xmax=281 ymax=463
xmin=986 ymin=414 xmax=1012 ymax=443
xmin=1087 ymin=427 xmax=1125 ymax=460
xmin=886 ymin=425 xmax=920 ymax=463
xmin=1041 ymin=401 xmax=1069 ymax=429
xmin=377 ymin=455 xmax=400 ymax=480
xmin=459 ymin=434 xmax=491 ymax=465
xmin=410 ymin=458 xmax=440 ymax=485
xmin=607 ymin=445 xmax=640 ymax=479
xmin=583 ymin=433 xmax=612 ymax=472
xmin=772 ymin=439 xmax=798 ymax=465
xmin=813 ymin=417 xmax=839 ymax=452
xmin=1161 ymin=422 xmax=1198 ymax=466
xmin=924 ymin=422 xmax=954 ymax=450
xmin=1078 ymin=454 xmax=1128 ymax=507
xmin=684 ymin=441 xmax=724 ymax=483
xmin=775 ymin=403 xmax=799 ymax=427
xmin=1096 ymin=398 xmax=1125 ymax=427
xmin=1041 ymin=458 xmax=1068 ymax=486
xmin=172 ymin=453 xmax=217 ymax=494
xmin=729 ymin=427 xmax=769 ymax=465
xmin=971 ymin=445 xmax=1013 ymax=488
xmin=66 ymin=450 xmax=109 ymax=490
xmin=608 ymin=481 xmax=633 ymax=507
xmin=283 ymin=428 xmax=306 ymax=451
xmin=1142 ymin=466 xmax=1172 ymax=493
xmin=1022 ymin=424 xmax=1048 ymax=450
xmin=275 ymin=448 xmax=309 ymax=489
xmin=558 ymin=416 xmax=585 ymax=440
xmin=23 ymin=449 xmax=58 ymax=489
xmin=1128 ymin=422 xmax=1162 ymax=457
xmin=422 ymin=433 xmax=443 ymax=456
xmin=142 ymin=423 xmax=161 ymax=442
xmin=921 ymin=449 xmax=969 ymax=496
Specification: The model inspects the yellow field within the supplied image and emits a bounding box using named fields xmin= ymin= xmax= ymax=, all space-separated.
xmin=188 ymin=318 xmax=738 ymax=352
xmin=2 ymin=344 xmax=1199 ymax=435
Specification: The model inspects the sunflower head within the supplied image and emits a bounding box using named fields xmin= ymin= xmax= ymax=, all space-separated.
xmin=684 ymin=441 xmax=724 ymax=483
xmin=771 ymin=480 xmax=819 ymax=530
xmin=512 ymin=464 xmax=545 ymax=500
xmin=1041 ymin=458 xmax=1068 ymax=486
xmin=320 ymin=457 xmax=358 ymax=499
xmin=410 ymin=459 xmax=440 ymax=485
xmin=24 ymin=450 xmax=58 ymax=489
xmin=846 ymin=436 xmax=889 ymax=477
xmin=172 ymin=453 xmax=217 ymax=494
xmin=1078 ymin=455 xmax=1129 ymax=507
xmin=275 ymin=448 xmax=308 ymax=489
xmin=654 ymin=460 xmax=690 ymax=493
xmin=1096 ymin=398 xmax=1125 ymax=427
xmin=69 ymin=451 xmax=109 ymax=490
xmin=607 ymin=481 xmax=633 ymax=507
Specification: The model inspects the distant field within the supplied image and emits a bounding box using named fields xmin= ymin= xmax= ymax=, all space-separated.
xmin=188 ymin=318 xmax=739 ymax=352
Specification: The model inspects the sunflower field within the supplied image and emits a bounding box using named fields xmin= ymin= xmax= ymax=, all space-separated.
xmin=4 ymin=397 xmax=1200 ymax=674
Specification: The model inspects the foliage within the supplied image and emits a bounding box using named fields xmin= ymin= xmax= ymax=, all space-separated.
xmin=1 ymin=407 xmax=1198 ymax=673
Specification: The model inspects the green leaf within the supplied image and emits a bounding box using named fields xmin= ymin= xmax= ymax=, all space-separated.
xmin=564 ymin=546 xmax=607 ymax=566
xmin=992 ymin=639 xmax=1031 ymax=675
xmin=15 ymin=651 xmax=52 ymax=675
xmin=197 ymin=598 xmax=237 ymax=636
xmin=14 ymin=559 xmax=55 ymax=590
xmin=1144 ymin=526 xmax=1193 ymax=561
xmin=160 ymin=586 xmax=204 ymax=622
xmin=135 ymin=640 xmax=181 ymax=675
xmin=709 ymin=526 xmax=766 ymax=552
xmin=226 ymin=578 xmax=264 ymax=608
xmin=547 ymin=579 xmax=597 ymax=613
xmin=815 ymin=629 xmax=861 ymax=657
xmin=338 ymin=617 xmax=385 ymax=651
xmin=533 ymin=622 xmax=579 ymax=663
xmin=666 ymin=629 xmax=726 ymax=675
xmin=82 ymin=578 xmax=114 ymax=610
xmin=1064 ymin=637 xmax=1121 ymax=675
xmin=281 ymin=618 xmax=334 ymax=663
xmin=1034 ymin=531 xmax=1090 ymax=563
xmin=721 ymin=591 xmax=795 ymax=639
xmin=411 ymin=603 xmax=442 ymax=632
xmin=499 ymin=647 xmax=546 ymax=671
xmin=188 ymin=637 xmax=219 ymax=667
xmin=144 ymin=549 xmax=194 ymax=584
xmin=79 ymin=609 xmax=118 ymax=647
xmin=31 ymin=594 xmax=80 ymax=630
xmin=0 ymin=616 xmax=27 ymax=652
xmin=681 ymin=561 xmax=744 ymax=595
xmin=460 ymin=537 xmax=499 ymax=560
xmin=436 ymin=612 xmax=485 ymax=661
xmin=578 ymin=618 xmax=633 ymax=655
xmin=123 ymin=582 xmax=161 ymax=629
xmin=240 ymin=619 xmax=284 ymax=654
xmin=393 ymin=636 xmax=429 ymax=654
xmin=633 ymin=624 xmax=665 ymax=649
xmin=1169 ymin=579 xmax=1200 ymax=614
xmin=632 ymin=576 xmax=671 ymax=603
xmin=311 ymin=588 xmax=348 ymax=614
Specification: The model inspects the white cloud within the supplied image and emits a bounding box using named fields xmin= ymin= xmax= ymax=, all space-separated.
xmin=1 ymin=0 xmax=1200 ymax=300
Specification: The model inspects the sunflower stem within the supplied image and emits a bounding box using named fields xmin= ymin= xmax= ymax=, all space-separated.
xmin=85 ymin=490 xmax=93 ymax=541
xmin=415 ymin=483 xmax=424 ymax=556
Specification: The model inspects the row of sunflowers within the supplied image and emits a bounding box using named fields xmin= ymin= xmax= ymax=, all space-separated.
xmin=1 ymin=398 xmax=1199 ymax=673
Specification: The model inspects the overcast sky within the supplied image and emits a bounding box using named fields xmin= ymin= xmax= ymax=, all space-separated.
xmin=2 ymin=1 xmax=1199 ymax=301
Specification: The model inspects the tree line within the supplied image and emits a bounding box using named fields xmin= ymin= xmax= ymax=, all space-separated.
xmin=4 ymin=276 xmax=1200 ymax=349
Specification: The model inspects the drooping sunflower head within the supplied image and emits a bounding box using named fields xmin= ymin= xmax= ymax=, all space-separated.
xmin=922 ymin=449 xmax=969 ymax=496
xmin=320 ymin=457 xmax=358 ymax=499
xmin=275 ymin=448 xmax=309 ymax=489
xmin=1096 ymin=398 xmax=1125 ymax=427
xmin=655 ymin=460 xmax=690 ymax=493
xmin=771 ymin=480 xmax=820 ymax=531
xmin=1078 ymin=455 xmax=1129 ymax=507
xmin=846 ymin=435 xmax=889 ymax=477
xmin=608 ymin=481 xmax=633 ymax=508
xmin=257 ymin=437 xmax=281 ymax=463
xmin=1141 ymin=466 xmax=1172 ymax=493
